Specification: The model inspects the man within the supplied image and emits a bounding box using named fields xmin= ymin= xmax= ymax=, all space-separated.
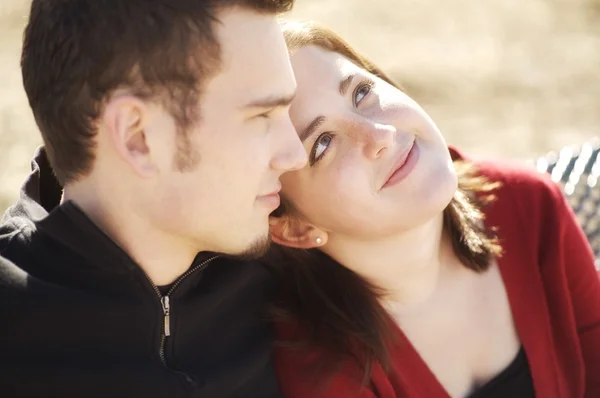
xmin=0 ymin=0 xmax=307 ymax=397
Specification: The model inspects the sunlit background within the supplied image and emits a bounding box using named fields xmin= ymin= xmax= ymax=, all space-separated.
xmin=1 ymin=0 xmax=599 ymax=213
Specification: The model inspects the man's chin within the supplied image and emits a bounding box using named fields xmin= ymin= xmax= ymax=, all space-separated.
xmin=228 ymin=234 xmax=272 ymax=261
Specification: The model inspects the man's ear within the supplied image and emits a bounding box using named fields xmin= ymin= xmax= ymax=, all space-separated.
xmin=102 ymin=93 xmax=157 ymax=178
xmin=269 ymin=214 xmax=328 ymax=249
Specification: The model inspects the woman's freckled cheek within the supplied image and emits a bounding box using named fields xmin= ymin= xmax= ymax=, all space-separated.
xmin=327 ymin=160 xmax=363 ymax=207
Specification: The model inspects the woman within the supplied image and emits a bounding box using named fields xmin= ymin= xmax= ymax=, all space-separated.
xmin=265 ymin=21 xmax=600 ymax=398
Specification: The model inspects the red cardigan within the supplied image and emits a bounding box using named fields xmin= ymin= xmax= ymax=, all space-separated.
xmin=273 ymin=156 xmax=600 ymax=397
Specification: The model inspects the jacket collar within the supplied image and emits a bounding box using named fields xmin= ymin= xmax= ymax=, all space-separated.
xmin=2 ymin=146 xmax=62 ymax=224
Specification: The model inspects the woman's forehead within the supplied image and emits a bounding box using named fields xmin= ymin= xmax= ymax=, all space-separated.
xmin=291 ymin=46 xmax=362 ymax=85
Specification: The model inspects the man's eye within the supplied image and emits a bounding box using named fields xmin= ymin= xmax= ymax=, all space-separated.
xmin=256 ymin=111 xmax=271 ymax=119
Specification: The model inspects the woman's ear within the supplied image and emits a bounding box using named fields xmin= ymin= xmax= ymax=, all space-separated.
xmin=269 ymin=215 xmax=328 ymax=249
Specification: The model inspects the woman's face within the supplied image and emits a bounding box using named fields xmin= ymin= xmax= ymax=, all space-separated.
xmin=280 ymin=45 xmax=458 ymax=240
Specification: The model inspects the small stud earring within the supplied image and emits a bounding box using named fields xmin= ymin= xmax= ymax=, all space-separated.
xmin=315 ymin=237 xmax=322 ymax=245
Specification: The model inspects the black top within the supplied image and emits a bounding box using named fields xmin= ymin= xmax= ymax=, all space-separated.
xmin=0 ymin=147 xmax=282 ymax=398
xmin=468 ymin=347 xmax=535 ymax=398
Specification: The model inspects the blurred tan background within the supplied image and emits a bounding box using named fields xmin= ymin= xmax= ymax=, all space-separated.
xmin=0 ymin=0 xmax=599 ymax=213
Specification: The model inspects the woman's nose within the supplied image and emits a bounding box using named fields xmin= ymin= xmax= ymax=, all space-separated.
xmin=358 ymin=121 xmax=396 ymax=159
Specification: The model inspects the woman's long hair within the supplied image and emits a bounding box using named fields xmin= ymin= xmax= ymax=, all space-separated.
xmin=264 ymin=20 xmax=503 ymax=385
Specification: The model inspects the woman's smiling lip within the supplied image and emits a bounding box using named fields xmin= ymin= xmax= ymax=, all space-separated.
xmin=381 ymin=140 xmax=419 ymax=189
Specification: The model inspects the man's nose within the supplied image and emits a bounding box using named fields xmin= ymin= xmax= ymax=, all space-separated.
xmin=270 ymin=116 xmax=308 ymax=172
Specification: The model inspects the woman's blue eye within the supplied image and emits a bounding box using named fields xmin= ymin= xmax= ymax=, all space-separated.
xmin=307 ymin=80 xmax=374 ymax=166
xmin=310 ymin=133 xmax=333 ymax=165
xmin=354 ymin=82 xmax=373 ymax=106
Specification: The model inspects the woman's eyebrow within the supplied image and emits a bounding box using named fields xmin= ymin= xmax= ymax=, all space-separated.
xmin=299 ymin=73 xmax=356 ymax=143
xmin=339 ymin=73 xmax=356 ymax=96
xmin=300 ymin=116 xmax=326 ymax=143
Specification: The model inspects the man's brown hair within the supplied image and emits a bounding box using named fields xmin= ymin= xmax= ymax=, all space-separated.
xmin=21 ymin=0 xmax=294 ymax=185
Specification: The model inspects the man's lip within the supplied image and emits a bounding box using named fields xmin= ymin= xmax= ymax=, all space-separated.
xmin=258 ymin=185 xmax=282 ymax=198
xmin=256 ymin=192 xmax=280 ymax=209
xmin=257 ymin=184 xmax=281 ymax=209
xmin=381 ymin=140 xmax=415 ymax=188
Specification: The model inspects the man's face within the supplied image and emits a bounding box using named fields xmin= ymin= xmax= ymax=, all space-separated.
xmin=143 ymin=8 xmax=307 ymax=257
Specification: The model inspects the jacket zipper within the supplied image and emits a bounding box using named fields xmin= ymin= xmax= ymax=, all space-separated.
xmin=141 ymin=255 xmax=220 ymax=367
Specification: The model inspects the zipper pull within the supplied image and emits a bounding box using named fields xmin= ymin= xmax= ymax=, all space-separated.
xmin=161 ymin=296 xmax=171 ymax=337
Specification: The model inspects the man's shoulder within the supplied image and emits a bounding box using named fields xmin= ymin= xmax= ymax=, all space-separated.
xmin=0 ymin=216 xmax=44 ymax=292
xmin=0 ymin=209 xmax=65 ymax=288
xmin=0 ymin=214 xmax=34 ymax=257
xmin=0 ymin=254 xmax=29 ymax=292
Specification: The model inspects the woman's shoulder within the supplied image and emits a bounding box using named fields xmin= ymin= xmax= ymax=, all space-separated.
xmin=450 ymin=146 xmax=575 ymax=253
xmin=272 ymin=318 xmax=379 ymax=398
xmin=450 ymin=146 xmax=565 ymax=211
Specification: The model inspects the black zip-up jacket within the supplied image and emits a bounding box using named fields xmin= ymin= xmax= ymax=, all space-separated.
xmin=0 ymin=147 xmax=282 ymax=398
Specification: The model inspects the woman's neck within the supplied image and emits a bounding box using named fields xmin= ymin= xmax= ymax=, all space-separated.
xmin=322 ymin=212 xmax=461 ymax=311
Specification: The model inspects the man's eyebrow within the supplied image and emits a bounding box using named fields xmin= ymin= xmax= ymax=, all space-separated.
xmin=339 ymin=73 xmax=355 ymax=96
xmin=242 ymin=93 xmax=296 ymax=109
xmin=299 ymin=115 xmax=326 ymax=143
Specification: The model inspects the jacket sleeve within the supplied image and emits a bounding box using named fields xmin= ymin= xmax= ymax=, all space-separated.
xmin=548 ymin=180 xmax=600 ymax=396
xmin=273 ymin=321 xmax=378 ymax=398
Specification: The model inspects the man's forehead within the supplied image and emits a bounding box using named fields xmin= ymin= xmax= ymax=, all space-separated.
xmin=210 ymin=14 xmax=293 ymax=89
xmin=215 ymin=10 xmax=287 ymax=67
